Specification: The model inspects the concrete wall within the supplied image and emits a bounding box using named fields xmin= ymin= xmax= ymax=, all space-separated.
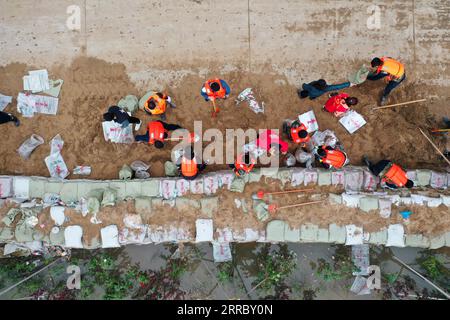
xmin=1 ymin=0 xmax=449 ymax=88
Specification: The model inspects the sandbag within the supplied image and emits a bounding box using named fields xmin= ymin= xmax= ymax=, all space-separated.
xmin=135 ymin=171 xmax=150 ymax=179
xmin=295 ymin=148 xmax=314 ymax=169
xmin=119 ymin=164 xmax=133 ymax=180
xmin=130 ymin=160 xmax=150 ymax=172
xmin=17 ymin=134 xmax=44 ymax=159
xmin=284 ymin=153 xmax=296 ymax=167
xmin=164 ymin=161 xmax=179 ymax=177
xmin=118 ymin=95 xmax=139 ymax=114
xmin=101 ymin=188 xmax=117 ymax=207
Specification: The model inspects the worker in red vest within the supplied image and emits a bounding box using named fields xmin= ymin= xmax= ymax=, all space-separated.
xmin=368 ymin=56 xmax=406 ymax=106
xmin=177 ymin=146 xmax=207 ymax=180
xmin=201 ymin=78 xmax=231 ymax=102
xmin=323 ymin=93 xmax=358 ymax=117
xmin=315 ymin=145 xmax=349 ymax=169
xmin=135 ymin=120 xmax=182 ymax=149
xmin=363 ymin=156 xmax=413 ymax=189
xmin=282 ymin=120 xmax=311 ymax=149
xmin=143 ymin=92 xmax=176 ymax=120
xmin=229 ymin=152 xmax=257 ymax=177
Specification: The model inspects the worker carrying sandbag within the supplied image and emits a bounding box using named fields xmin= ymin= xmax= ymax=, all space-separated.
xmin=103 ymin=106 xmax=141 ymax=130
xmin=135 ymin=120 xmax=183 ymax=149
xmin=142 ymin=92 xmax=176 ymax=120
xmin=363 ymin=156 xmax=414 ymax=189
xmin=177 ymin=146 xmax=207 ymax=180
xmin=323 ymin=93 xmax=358 ymax=117
xmin=229 ymin=152 xmax=257 ymax=177
xmin=314 ymin=145 xmax=349 ymax=169
xmin=282 ymin=119 xmax=312 ymax=149
xmin=367 ymin=56 xmax=406 ymax=106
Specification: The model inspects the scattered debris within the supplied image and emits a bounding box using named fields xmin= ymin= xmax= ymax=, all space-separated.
xmin=235 ymin=88 xmax=264 ymax=113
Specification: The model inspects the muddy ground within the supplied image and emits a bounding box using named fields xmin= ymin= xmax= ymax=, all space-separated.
xmin=0 ymin=57 xmax=448 ymax=179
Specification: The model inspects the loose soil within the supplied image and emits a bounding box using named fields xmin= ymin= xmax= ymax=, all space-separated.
xmin=0 ymin=57 xmax=448 ymax=179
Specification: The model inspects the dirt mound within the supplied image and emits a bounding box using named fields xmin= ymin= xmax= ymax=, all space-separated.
xmin=0 ymin=57 xmax=447 ymax=179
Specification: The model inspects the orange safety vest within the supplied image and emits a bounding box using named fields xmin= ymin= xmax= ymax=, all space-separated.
xmin=204 ymin=79 xmax=226 ymax=100
xmin=382 ymin=163 xmax=408 ymax=187
xmin=290 ymin=123 xmax=310 ymax=145
xmin=181 ymin=157 xmax=198 ymax=178
xmin=147 ymin=121 xmax=167 ymax=145
xmin=234 ymin=153 xmax=256 ymax=176
xmin=377 ymin=57 xmax=405 ymax=80
xmin=144 ymin=93 xmax=167 ymax=115
xmin=321 ymin=148 xmax=347 ymax=169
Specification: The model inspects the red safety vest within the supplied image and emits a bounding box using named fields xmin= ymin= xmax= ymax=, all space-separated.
xmin=144 ymin=93 xmax=167 ymax=115
xmin=377 ymin=57 xmax=405 ymax=80
xmin=321 ymin=148 xmax=347 ymax=169
xmin=382 ymin=163 xmax=408 ymax=187
xmin=204 ymin=79 xmax=226 ymax=100
xmin=147 ymin=121 xmax=167 ymax=145
xmin=290 ymin=123 xmax=310 ymax=145
xmin=181 ymin=157 xmax=198 ymax=178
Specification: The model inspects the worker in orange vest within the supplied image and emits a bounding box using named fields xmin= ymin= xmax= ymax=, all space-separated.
xmin=363 ymin=156 xmax=414 ymax=189
xmin=315 ymin=145 xmax=349 ymax=169
xmin=135 ymin=120 xmax=182 ymax=149
xmin=229 ymin=152 xmax=256 ymax=177
xmin=368 ymin=56 xmax=406 ymax=106
xmin=282 ymin=119 xmax=312 ymax=150
xmin=177 ymin=146 xmax=207 ymax=180
xmin=201 ymin=78 xmax=231 ymax=102
xmin=143 ymin=92 xmax=176 ymax=120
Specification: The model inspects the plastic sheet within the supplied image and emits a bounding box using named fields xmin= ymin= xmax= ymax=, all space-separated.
xmin=17 ymin=134 xmax=44 ymax=159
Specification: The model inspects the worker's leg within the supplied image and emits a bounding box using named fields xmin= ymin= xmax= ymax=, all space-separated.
xmin=383 ymin=74 xmax=406 ymax=98
xmin=134 ymin=131 xmax=149 ymax=142
xmin=198 ymin=163 xmax=207 ymax=172
xmin=159 ymin=121 xmax=183 ymax=131
xmin=128 ymin=116 xmax=140 ymax=124
xmin=0 ymin=111 xmax=20 ymax=126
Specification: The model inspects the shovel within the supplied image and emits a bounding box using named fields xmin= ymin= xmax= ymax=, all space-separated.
xmin=252 ymin=188 xmax=314 ymax=200
xmin=268 ymin=200 xmax=325 ymax=213
xmin=211 ymin=99 xmax=219 ymax=118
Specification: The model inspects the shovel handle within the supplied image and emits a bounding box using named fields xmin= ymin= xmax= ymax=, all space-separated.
xmin=265 ymin=188 xmax=314 ymax=196
xmin=277 ymin=200 xmax=325 ymax=210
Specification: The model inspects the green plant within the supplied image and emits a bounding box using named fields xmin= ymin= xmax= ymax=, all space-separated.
xmin=316 ymin=258 xmax=355 ymax=282
xmin=418 ymin=254 xmax=449 ymax=282
xmin=217 ymin=262 xmax=234 ymax=283
xmin=254 ymin=245 xmax=297 ymax=291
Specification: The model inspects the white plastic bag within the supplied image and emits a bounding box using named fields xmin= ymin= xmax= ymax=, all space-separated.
xmin=45 ymin=152 xmax=69 ymax=179
xmin=17 ymin=134 xmax=44 ymax=159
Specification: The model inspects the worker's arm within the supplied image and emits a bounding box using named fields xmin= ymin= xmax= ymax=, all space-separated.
xmin=220 ymin=79 xmax=231 ymax=96
xmin=157 ymin=121 xmax=183 ymax=131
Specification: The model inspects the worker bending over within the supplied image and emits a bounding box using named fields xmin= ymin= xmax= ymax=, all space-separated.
xmin=314 ymin=145 xmax=349 ymax=169
xmin=323 ymin=93 xmax=358 ymax=117
xmin=103 ymin=106 xmax=141 ymax=129
xmin=177 ymin=146 xmax=207 ymax=180
xmin=143 ymin=92 xmax=176 ymax=120
xmin=229 ymin=152 xmax=257 ymax=177
xmin=201 ymin=78 xmax=230 ymax=102
xmin=282 ymin=120 xmax=311 ymax=150
xmin=367 ymin=56 xmax=405 ymax=106
xmin=135 ymin=120 xmax=182 ymax=149
xmin=363 ymin=156 xmax=413 ymax=189
xmin=0 ymin=111 xmax=20 ymax=127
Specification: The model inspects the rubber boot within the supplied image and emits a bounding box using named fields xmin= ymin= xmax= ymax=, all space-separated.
xmin=380 ymin=95 xmax=387 ymax=106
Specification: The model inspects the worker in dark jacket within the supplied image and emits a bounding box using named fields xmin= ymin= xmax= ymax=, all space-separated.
xmin=363 ymin=156 xmax=413 ymax=189
xmin=298 ymin=79 xmax=354 ymax=100
xmin=103 ymin=106 xmax=141 ymax=129
xmin=0 ymin=111 xmax=20 ymax=126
